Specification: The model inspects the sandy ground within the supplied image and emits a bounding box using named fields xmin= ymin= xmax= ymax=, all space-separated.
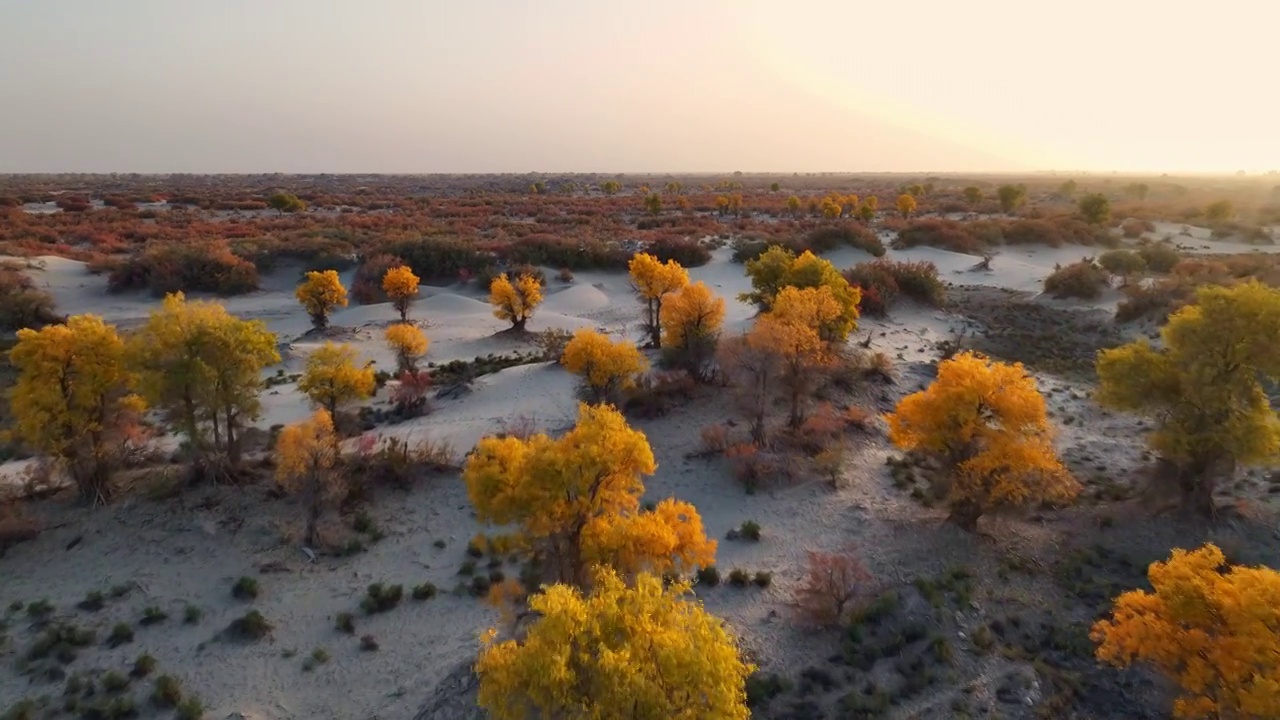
xmin=3 ymin=231 xmax=1279 ymax=719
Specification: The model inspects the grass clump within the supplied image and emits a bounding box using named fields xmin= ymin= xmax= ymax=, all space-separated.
xmin=412 ymin=583 xmax=438 ymax=601
xmin=360 ymin=634 xmax=379 ymax=652
xmin=151 ymin=675 xmax=183 ymax=708
xmin=728 ymin=569 xmax=751 ymax=587
xmin=140 ymin=606 xmax=168 ymax=626
xmin=182 ymin=605 xmax=201 ymax=625
xmin=224 ymin=610 xmax=271 ymax=641
xmin=101 ymin=670 xmax=130 ymax=693
xmin=231 ymin=576 xmax=259 ymax=600
xmin=77 ymin=591 xmax=105 ymax=613
xmin=753 ymin=571 xmax=774 ymax=588
xmin=175 ymin=696 xmax=204 ymax=720
xmin=26 ymin=599 xmax=53 ymax=619
xmin=130 ymin=654 xmax=157 ymax=678
xmin=696 ymin=566 xmax=720 ymax=587
xmin=727 ymin=520 xmax=761 ymax=542
xmin=106 ymin=623 xmax=134 ymax=648
xmin=302 ymin=648 xmax=330 ymax=672
xmin=335 ymin=612 xmax=355 ymax=634
xmin=360 ymin=583 xmax=404 ymax=614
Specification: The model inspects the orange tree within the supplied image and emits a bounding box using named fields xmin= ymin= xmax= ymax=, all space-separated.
xmin=296 ymin=270 xmax=348 ymax=331
xmin=629 ymin=252 xmax=689 ymax=348
xmin=885 ymin=351 xmax=1079 ymax=530
xmin=381 ymin=265 xmax=420 ymax=321
xmin=489 ymin=272 xmax=543 ymax=331
xmin=659 ymin=281 xmax=725 ymax=381
xmin=1092 ymin=543 xmax=1280 ymax=719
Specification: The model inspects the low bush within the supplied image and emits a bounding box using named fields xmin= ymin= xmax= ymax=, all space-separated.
xmin=623 ymin=370 xmax=695 ymax=419
xmin=728 ymin=569 xmax=751 ymax=587
xmin=335 ymin=612 xmax=355 ymax=634
xmin=130 ymin=653 xmax=157 ymax=678
xmin=379 ymin=237 xmax=491 ymax=282
xmin=231 ymin=576 xmax=259 ymax=601
xmin=647 ymin=237 xmax=711 ymax=267
xmin=360 ymin=583 xmax=404 ymax=614
xmin=1137 ymin=243 xmax=1181 ymax=273
xmin=696 ymin=566 xmax=720 ymax=587
xmin=794 ymin=548 xmax=874 ymax=628
xmin=895 ymin=218 xmax=984 ymax=253
xmin=106 ymin=623 xmax=134 ymax=648
xmin=151 ymin=676 xmax=183 ymax=709
xmin=224 ymin=610 xmax=271 ymax=641
xmin=108 ymin=242 xmax=259 ymax=296
xmin=412 ymin=583 xmax=438 ymax=600
xmin=0 ymin=266 xmax=60 ymax=332
xmin=802 ymin=223 xmax=885 ymax=256
xmin=842 ymin=262 xmax=898 ymax=316
xmin=360 ymin=634 xmax=379 ymax=652
xmin=1043 ymin=260 xmax=1109 ymax=299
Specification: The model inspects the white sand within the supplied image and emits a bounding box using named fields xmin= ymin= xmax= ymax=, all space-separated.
xmin=2 ymin=235 xmax=1275 ymax=719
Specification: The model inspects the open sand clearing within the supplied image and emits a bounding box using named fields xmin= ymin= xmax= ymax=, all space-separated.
xmin=3 ymin=234 xmax=1280 ymax=720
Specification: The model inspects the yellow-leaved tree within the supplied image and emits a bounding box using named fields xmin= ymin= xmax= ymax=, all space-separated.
xmin=629 ymin=252 xmax=689 ymax=348
xmin=885 ymin=352 xmax=1079 ymax=530
xmin=463 ymin=402 xmax=715 ymax=586
xmin=476 ymin=568 xmax=752 ymax=720
xmin=489 ymin=273 xmax=542 ymax=332
xmin=384 ymin=323 xmax=428 ymax=374
xmin=1091 ymin=543 xmax=1280 ymax=719
xmin=659 ymin=281 xmax=725 ymax=381
xmin=1096 ymin=281 xmax=1280 ymax=516
xmin=274 ymin=409 xmax=341 ymax=547
xmin=128 ymin=293 xmax=280 ymax=470
xmin=10 ymin=315 xmax=145 ymax=504
xmin=381 ymin=265 xmax=420 ymax=322
xmin=296 ymin=269 xmax=348 ymax=331
xmin=298 ymin=342 xmax=375 ymax=419
xmin=896 ymin=193 xmax=918 ymax=219
xmin=741 ymin=247 xmax=859 ymax=341
xmin=560 ymin=329 xmax=648 ymax=404
xmin=753 ymin=311 xmax=831 ymax=430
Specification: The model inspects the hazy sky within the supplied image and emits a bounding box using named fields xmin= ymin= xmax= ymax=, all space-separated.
xmin=2 ymin=0 xmax=1276 ymax=174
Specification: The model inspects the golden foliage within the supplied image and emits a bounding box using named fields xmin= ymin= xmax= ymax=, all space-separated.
xmin=462 ymin=402 xmax=714 ymax=586
xmin=298 ymin=342 xmax=375 ymax=417
xmin=896 ymin=193 xmax=918 ymax=219
xmin=560 ymin=329 xmax=648 ymax=404
xmin=1096 ymin=281 xmax=1280 ymax=514
xmin=128 ymin=292 xmax=279 ymax=465
xmin=274 ymin=409 xmax=341 ymax=546
xmin=9 ymin=315 xmax=145 ymax=503
xmin=629 ymin=252 xmax=689 ymax=347
xmin=885 ymin=352 xmax=1079 ymax=530
xmin=741 ymin=248 xmax=860 ymax=341
xmin=489 ymin=273 xmax=543 ymax=331
xmin=660 ymin=281 xmax=725 ymax=350
xmin=476 ymin=568 xmax=752 ymax=720
xmin=381 ymin=265 xmax=420 ymax=321
xmin=750 ymin=315 xmax=829 ymax=429
xmin=384 ymin=323 xmax=428 ymax=374
xmin=1091 ymin=543 xmax=1280 ymax=719
xmin=295 ymin=270 xmax=348 ymax=330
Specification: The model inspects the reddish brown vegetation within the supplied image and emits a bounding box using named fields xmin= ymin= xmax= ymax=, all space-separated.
xmin=793 ymin=547 xmax=874 ymax=627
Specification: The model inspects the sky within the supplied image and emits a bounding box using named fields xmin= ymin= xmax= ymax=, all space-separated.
xmin=1 ymin=0 xmax=1276 ymax=174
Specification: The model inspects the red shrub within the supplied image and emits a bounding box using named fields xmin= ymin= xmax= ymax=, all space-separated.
xmin=793 ymin=547 xmax=874 ymax=627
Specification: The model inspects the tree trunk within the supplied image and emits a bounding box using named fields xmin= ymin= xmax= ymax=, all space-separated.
xmin=788 ymin=386 xmax=803 ymax=429
xmin=946 ymin=498 xmax=983 ymax=532
xmin=306 ymin=481 xmax=322 ymax=548
xmin=225 ymin=403 xmax=239 ymax=468
xmin=512 ymin=317 xmax=527 ymax=333
xmin=1177 ymin=461 xmax=1218 ymax=519
xmin=649 ymin=299 xmax=662 ymax=349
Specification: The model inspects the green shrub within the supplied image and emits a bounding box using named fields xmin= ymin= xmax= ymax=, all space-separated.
xmin=182 ymin=605 xmax=201 ymax=625
xmin=696 ymin=566 xmax=720 ymax=587
xmin=151 ymin=675 xmax=182 ymax=708
xmin=130 ymin=654 xmax=157 ymax=679
xmin=106 ymin=623 xmax=134 ymax=648
xmin=728 ymin=569 xmax=751 ymax=587
xmin=360 ymin=634 xmax=380 ymax=652
xmin=360 ymin=583 xmax=404 ymax=614
xmin=753 ymin=571 xmax=774 ymax=588
xmin=101 ymin=670 xmax=130 ymax=693
xmin=76 ymin=591 xmax=105 ymax=613
xmin=140 ymin=606 xmax=168 ymax=626
xmin=225 ymin=610 xmax=271 ymax=641
xmin=176 ymin=696 xmax=205 ymax=720
xmin=335 ymin=612 xmax=355 ymax=634
xmin=231 ymin=576 xmax=259 ymax=601
xmin=412 ymin=583 xmax=438 ymax=601
xmin=1043 ymin=260 xmax=1109 ymax=299
xmin=739 ymin=520 xmax=761 ymax=542
xmin=1137 ymin=243 xmax=1181 ymax=273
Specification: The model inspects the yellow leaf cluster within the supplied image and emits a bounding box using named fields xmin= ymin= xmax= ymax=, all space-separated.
xmin=629 ymin=252 xmax=689 ymax=347
xmin=560 ymin=329 xmax=648 ymax=404
xmin=741 ymin=248 xmax=860 ymax=341
xmin=1091 ymin=543 xmax=1280 ymax=719
xmin=885 ymin=351 xmax=1078 ymax=529
xmin=384 ymin=323 xmax=428 ymax=373
xmin=128 ymin=292 xmax=279 ymax=463
xmin=9 ymin=314 xmax=144 ymax=502
xmin=298 ymin=342 xmax=375 ymax=417
xmin=295 ymin=270 xmax=348 ymax=330
xmin=896 ymin=192 xmax=918 ymax=218
xmin=660 ymin=281 xmax=725 ymax=350
xmin=489 ymin=273 xmax=543 ymax=330
xmin=1096 ymin=281 xmax=1280 ymax=512
xmin=476 ymin=568 xmax=752 ymax=720
xmin=381 ymin=265 xmax=420 ymax=321
xmin=463 ymin=403 xmax=714 ymax=586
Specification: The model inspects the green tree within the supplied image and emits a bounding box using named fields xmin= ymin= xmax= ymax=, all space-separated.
xmin=267 ymin=192 xmax=306 ymax=214
xmin=997 ymin=184 xmax=1027 ymax=213
xmin=1096 ymin=281 xmax=1280 ymax=516
xmin=962 ymin=186 xmax=983 ymax=207
xmin=1078 ymin=193 xmax=1112 ymax=225
xmin=1205 ymin=200 xmax=1234 ymax=221
xmin=741 ymin=247 xmax=859 ymax=341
